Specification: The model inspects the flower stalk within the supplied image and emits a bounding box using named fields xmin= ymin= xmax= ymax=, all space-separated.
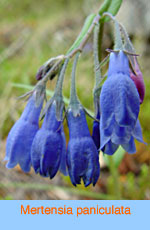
xmin=54 ymin=58 xmax=70 ymax=98
xmin=103 ymin=12 xmax=123 ymax=51
xmin=70 ymin=52 xmax=80 ymax=105
xmin=93 ymin=22 xmax=102 ymax=92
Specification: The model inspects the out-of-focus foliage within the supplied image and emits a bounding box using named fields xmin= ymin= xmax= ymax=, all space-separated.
xmin=0 ymin=0 xmax=149 ymax=200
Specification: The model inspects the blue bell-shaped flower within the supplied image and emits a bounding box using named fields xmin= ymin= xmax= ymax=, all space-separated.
xmin=5 ymin=94 xmax=43 ymax=172
xmin=67 ymin=106 xmax=100 ymax=187
xmin=31 ymin=101 xmax=67 ymax=179
xmin=100 ymin=51 xmax=144 ymax=155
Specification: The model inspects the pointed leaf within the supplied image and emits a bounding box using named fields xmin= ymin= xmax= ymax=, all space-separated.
xmin=99 ymin=0 xmax=123 ymax=21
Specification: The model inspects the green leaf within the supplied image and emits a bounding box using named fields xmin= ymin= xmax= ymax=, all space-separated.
xmin=107 ymin=0 xmax=123 ymax=16
xmin=98 ymin=0 xmax=112 ymax=15
xmin=99 ymin=0 xmax=123 ymax=21
xmin=103 ymin=146 xmax=125 ymax=168
xmin=67 ymin=13 xmax=96 ymax=54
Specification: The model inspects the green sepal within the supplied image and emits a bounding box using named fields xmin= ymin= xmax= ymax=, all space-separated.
xmin=34 ymin=81 xmax=46 ymax=107
xmin=120 ymin=24 xmax=138 ymax=75
xmin=40 ymin=94 xmax=64 ymax=122
xmin=68 ymin=102 xmax=81 ymax=117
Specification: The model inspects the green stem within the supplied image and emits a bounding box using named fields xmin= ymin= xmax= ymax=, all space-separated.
xmin=93 ymin=22 xmax=103 ymax=115
xmin=103 ymin=12 xmax=123 ymax=50
xmin=108 ymin=156 xmax=121 ymax=199
xmin=114 ymin=21 xmax=123 ymax=50
xmin=93 ymin=23 xmax=102 ymax=89
xmin=67 ymin=15 xmax=100 ymax=58
xmin=54 ymin=58 xmax=69 ymax=97
xmin=37 ymin=0 xmax=123 ymax=87
xmin=98 ymin=22 xmax=104 ymax=63
xmin=70 ymin=52 xmax=80 ymax=104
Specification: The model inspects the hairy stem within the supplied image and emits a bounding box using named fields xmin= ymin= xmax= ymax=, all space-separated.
xmin=54 ymin=58 xmax=70 ymax=97
xmin=70 ymin=52 xmax=80 ymax=104
xmin=103 ymin=12 xmax=123 ymax=50
xmin=93 ymin=23 xmax=102 ymax=90
xmin=68 ymin=15 xmax=101 ymax=58
xmin=98 ymin=22 xmax=104 ymax=62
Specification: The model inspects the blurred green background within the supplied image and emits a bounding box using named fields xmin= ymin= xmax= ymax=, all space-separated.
xmin=0 ymin=0 xmax=149 ymax=200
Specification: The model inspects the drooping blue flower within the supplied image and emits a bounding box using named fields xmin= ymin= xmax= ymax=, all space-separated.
xmin=100 ymin=51 xmax=144 ymax=155
xmin=67 ymin=106 xmax=100 ymax=187
xmin=5 ymin=94 xmax=43 ymax=172
xmin=31 ymin=101 xmax=67 ymax=179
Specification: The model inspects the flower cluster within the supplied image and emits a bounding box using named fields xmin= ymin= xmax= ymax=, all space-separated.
xmin=5 ymin=93 xmax=100 ymax=186
xmin=5 ymin=49 xmax=145 ymax=187
xmin=5 ymin=10 xmax=145 ymax=187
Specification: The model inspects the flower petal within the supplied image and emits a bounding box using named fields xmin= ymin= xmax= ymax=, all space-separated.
xmin=102 ymin=140 xmax=119 ymax=155
xmin=121 ymin=136 xmax=136 ymax=154
xmin=6 ymin=121 xmax=38 ymax=172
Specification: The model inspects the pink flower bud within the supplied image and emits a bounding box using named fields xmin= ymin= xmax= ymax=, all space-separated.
xmin=130 ymin=58 xmax=145 ymax=104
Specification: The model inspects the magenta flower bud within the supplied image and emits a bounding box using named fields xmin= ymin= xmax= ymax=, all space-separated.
xmin=130 ymin=58 xmax=145 ymax=104
xmin=36 ymin=66 xmax=44 ymax=81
